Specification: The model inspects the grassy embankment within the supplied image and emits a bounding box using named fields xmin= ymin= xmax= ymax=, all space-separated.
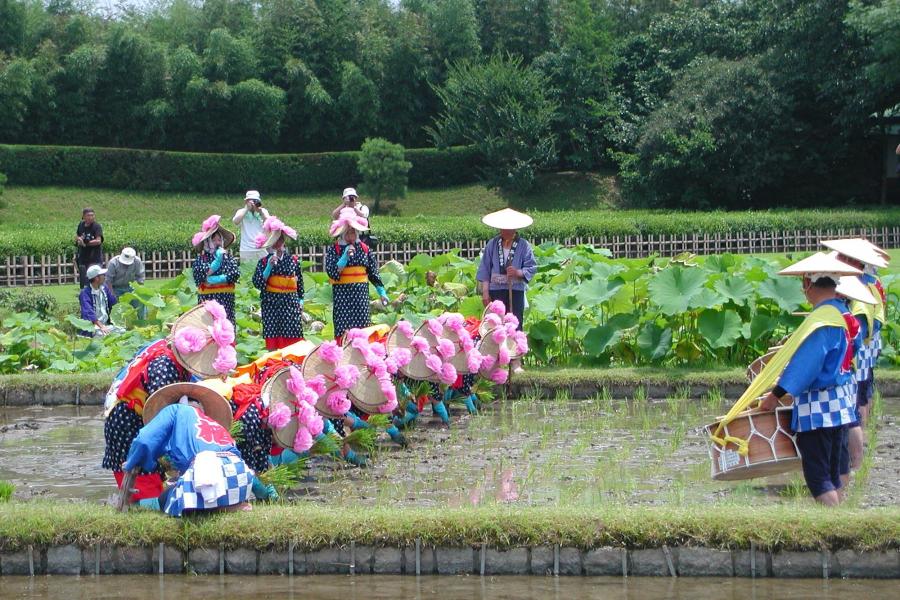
xmin=0 ymin=502 xmax=897 ymax=552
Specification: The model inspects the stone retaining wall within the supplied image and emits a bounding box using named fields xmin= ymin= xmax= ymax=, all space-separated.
xmin=2 ymin=379 xmax=899 ymax=407
xmin=1 ymin=543 xmax=898 ymax=578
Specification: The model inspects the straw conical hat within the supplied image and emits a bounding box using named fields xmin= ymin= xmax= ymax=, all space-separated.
xmin=346 ymin=367 xmax=394 ymax=415
xmin=481 ymin=208 xmax=533 ymax=230
xmin=778 ymin=252 xmax=862 ymax=278
xmin=168 ymin=304 xmax=224 ymax=377
xmin=260 ymin=366 xmax=304 ymax=448
xmin=300 ymin=344 xmax=347 ymax=418
xmin=142 ymin=382 xmax=233 ymax=430
xmin=836 ymin=276 xmax=877 ymax=305
xmin=476 ymin=326 xmax=519 ymax=368
xmin=821 ymin=239 xmax=889 ymax=268
xmin=192 ymin=219 xmax=235 ymax=250
xmin=385 ymin=322 xmax=440 ymax=382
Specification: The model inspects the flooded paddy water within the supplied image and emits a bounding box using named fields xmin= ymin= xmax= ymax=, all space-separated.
xmin=1 ymin=391 xmax=898 ymax=508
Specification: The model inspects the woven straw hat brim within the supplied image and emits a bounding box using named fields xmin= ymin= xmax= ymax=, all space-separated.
xmin=476 ymin=326 xmax=519 ymax=364
xmin=821 ymin=238 xmax=889 ymax=268
xmin=300 ymin=345 xmax=345 ymax=418
xmin=836 ymin=275 xmax=877 ymax=305
xmin=481 ymin=208 xmax=533 ymax=230
xmin=193 ymin=226 xmax=236 ymax=251
xmin=169 ymin=304 xmax=222 ymax=377
xmin=260 ymin=367 xmax=302 ymax=448
xmin=778 ymin=252 xmax=863 ymax=277
xmin=261 ymin=229 xmax=297 ymax=249
xmin=347 ymin=366 xmax=392 ymax=415
xmin=388 ymin=323 xmax=442 ymax=382
xmin=142 ymin=382 xmax=233 ymax=430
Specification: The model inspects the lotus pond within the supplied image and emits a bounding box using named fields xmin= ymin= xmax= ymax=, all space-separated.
xmin=1 ymin=389 xmax=897 ymax=509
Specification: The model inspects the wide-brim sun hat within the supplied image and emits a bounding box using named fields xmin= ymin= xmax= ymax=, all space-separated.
xmin=476 ymin=325 xmax=520 ymax=366
xmin=142 ymin=381 xmax=233 ymax=430
xmin=261 ymin=366 xmax=306 ymax=448
xmin=300 ymin=345 xmax=347 ymax=418
xmin=169 ymin=304 xmax=223 ymax=377
xmin=821 ymin=238 xmax=889 ymax=269
xmin=342 ymin=327 xmax=397 ymax=414
xmin=778 ymin=252 xmax=863 ymax=279
xmin=836 ymin=275 xmax=877 ymax=305
xmin=385 ymin=323 xmax=441 ymax=382
xmin=330 ymin=207 xmax=369 ymax=237
xmin=119 ymin=247 xmax=136 ymax=265
xmin=260 ymin=227 xmax=297 ymax=250
xmin=192 ymin=215 xmax=236 ymax=251
xmin=481 ymin=208 xmax=533 ymax=230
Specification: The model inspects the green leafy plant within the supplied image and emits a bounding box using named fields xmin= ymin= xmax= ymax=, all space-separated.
xmin=0 ymin=480 xmax=14 ymax=502
xmin=357 ymin=138 xmax=412 ymax=213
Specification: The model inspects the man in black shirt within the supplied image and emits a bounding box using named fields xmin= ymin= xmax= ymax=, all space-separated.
xmin=75 ymin=207 xmax=104 ymax=287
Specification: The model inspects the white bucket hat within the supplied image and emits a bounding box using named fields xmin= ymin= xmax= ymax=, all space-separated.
xmin=342 ymin=187 xmax=358 ymax=200
xmin=245 ymin=190 xmax=261 ymax=201
xmin=481 ymin=208 xmax=533 ymax=230
xmin=86 ymin=264 xmax=107 ymax=280
xmin=119 ymin=247 xmax=136 ymax=265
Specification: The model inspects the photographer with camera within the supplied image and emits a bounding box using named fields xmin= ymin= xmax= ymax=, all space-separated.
xmin=331 ymin=187 xmax=377 ymax=249
xmin=232 ymin=190 xmax=271 ymax=263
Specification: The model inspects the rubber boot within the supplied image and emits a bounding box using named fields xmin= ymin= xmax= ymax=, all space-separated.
xmin=443 ymin=387 xmax=455 ymax=402
xmin=432 ymin=400 xmax=450 ymax=426
xmin=343 ymin=448 xmax=367 ymax=467
xmin=463 ymin=394 xmax=478 ymax=415
xmin=347 ymin=413 xmax=371 ymax=431
xmin=386 ymin=425 xmax=408 ymax=447
xmin=394 ymin=400 xmax=419 ymax=428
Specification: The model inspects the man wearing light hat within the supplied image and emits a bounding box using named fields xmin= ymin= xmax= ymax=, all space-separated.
xmin=106 ymin=247 xmax=147 ymax=320
xmin=756 ymin=252 xmax=864 ymax=506
xmin=821 ymin=238 xmax=891 ymax=472
xmin=78 ymin=264 xmax=121 ymax=337
xmin=331 ymin=187 xmax=369 ymax=220
xmin=233 ymin=190 xmax=271 ymax=263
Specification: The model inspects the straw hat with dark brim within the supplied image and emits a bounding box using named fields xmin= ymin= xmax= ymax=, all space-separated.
xmin=481 ymin=208 xmax=533 ymax=230
xmin=386 ymin=322 xmax=441 ymax=382
xmin=168 ymin=304 xmax=222 ymax=378
xmin=821 ymin=239 xmax=889 ymax=269
xmin=142 ymin=382 xmax=233 ymax=430
xmin=260 ymin=366 xmax=304 ymax=448
xmin=836 ymin=275 xmax=877 ymax=305
xmin=193 ymin=225 xmax=236 ymax=251
xmin=260 ymin=227 xmax=297 ymax=250
xmin=347 ymin=367 xmax=392 ymax=415
xmin=778 ymin=252 xmax=863 ymax=278
xmin=476 ymin=326 xmax=519 ymax=366
xmin=300 ymin=345 xmax=347 ymax=418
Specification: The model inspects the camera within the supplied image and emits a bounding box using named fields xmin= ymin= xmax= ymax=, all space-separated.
xmin=252 ymin=199 xmax=262 ymax=208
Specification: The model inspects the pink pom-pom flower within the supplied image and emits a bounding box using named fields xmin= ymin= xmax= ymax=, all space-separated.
xmin=441 ymin=313 xmax=465 ymax=331
xmin=391 ymin=347 xmax=412 ymax=367
xmin=285 ymin=366 xmax=305 ymax=396
xmin=299 ymin=387 xmax=319 ymax=406
xmin=254 ymin=233 xmax=269 ymax=249
xmin=306 ymin=375 xmax=327 ymax=396
xmin=346 ymin=328 xmax=368 ymax=342
xmin=479 ymin=355 xmax=496 ymax=373
xmin=492 ymin=328 xmax=508 ymax=345
xmin=212 ymin=344 xmax=237 ymax=374
xmin=488 ymin=300 xmax=506 ymax=316
xmin=319 ymin=340 xmax=343 ymax=364
xmin=513 ymin=331 xmax=529 ymax=355
xmin=439 ymin=362 xmax=458 ymax=385
xmin=204 ymin=300 xmax=227 ymax=322
xmin=334 ymin=364 xmax=360 ymax=389
xmin=267 ymin=403 xmax=292 ymax=429
xmin=297 ymin=403 xmax=317 ymax=426
xmin=396 ymin=320 xmax=415 ymax=338
xmin=460 ymin=335 xmax=475 ymax=353
xmin=306 ymin=414 xmax=324 ymax=437
xmin=370 ymin=342 xmax=386 ymax=357
xmin=436 ymin=338 xmax=456 ymax=360
xmin=466 ymin=350 xmax=484 ymax=373
xmin=378 ymin=397 xmax=398 ymax=414
xmin=425 ymin=354 xmax=443 ymax=374
xmin=384 ymin=356 xmax=399 ymax=375
xmin=503 ymin=313 xmax=520 ymax=328
xmin=293 ymin=427 xmax=313 ymax=453
xmin=209 ymin=318 xmax=235 ymax=347
xmin=498 ymin=345 xmax=511 ymax=366
xmin=426 ymin=319 xmax=444 ymax=337
xmin=326 ymin=391 xmax=351 ymax=415
xmin=489 ymin=368 xmax=509 ymax=385
xmin=173 ymin=326 xmax=208 ymax=354
xmin=483 ymin=313 xmax=502 ymax=329
xmin=410 ymin=336 xmax=430 ymax=353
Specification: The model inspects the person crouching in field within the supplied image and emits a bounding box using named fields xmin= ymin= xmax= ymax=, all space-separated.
xmin=79 ymin=264 xmax=124 ymax=337
xmin=252 ymin=216 xmax=305 ymax=351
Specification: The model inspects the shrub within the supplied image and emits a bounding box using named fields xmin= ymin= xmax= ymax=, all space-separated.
xmin=358 ymin=138 xmax=412 ymax=213
xmin=0 ymin=144 xmax=483 ymax=193
xmin=0 ymin=171 xmax=6 ymax=209
xmin=0 ymin=290 xmax=58 ymax=316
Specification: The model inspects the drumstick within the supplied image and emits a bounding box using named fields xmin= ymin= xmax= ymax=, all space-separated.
xmin=114 ymin=468 xmax=138 ymax=512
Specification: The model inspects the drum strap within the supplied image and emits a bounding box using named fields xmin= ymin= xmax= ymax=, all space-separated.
xmin=710 ymin=305 xmax=846 ymax=455
xmin=850 ymin=299 xmax=876 ymax=345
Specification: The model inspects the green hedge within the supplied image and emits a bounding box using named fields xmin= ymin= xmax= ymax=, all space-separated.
xmin=0 ymin=144 xmax=483 ymax=193
xmin=0 ymin=208 xmax=898 ymax=258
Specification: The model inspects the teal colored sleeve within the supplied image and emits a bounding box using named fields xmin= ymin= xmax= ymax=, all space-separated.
xmin=336 ymin=254 xmax=350 ymax=269
xmin=209 ymin=248 xmax=225 ymax=272
xmin=262 ymin=259 xmax=273 ymax=279
xmin=375 ymin=285 xmax=387 ymax=297
xmin=206 ymin=274 xmax=227 ymax=284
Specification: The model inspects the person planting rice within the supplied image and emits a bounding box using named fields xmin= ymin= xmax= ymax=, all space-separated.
xmin=821 ymin=239 xmax=890 ymax=475
xmin=103 ymin=301 xmax=237 ymax=509
xmin=252 ymin=216 xmax=305 ymax=351
xmin=325 ymin=207 xmax=388 ymax=342
xmin=191 ymin=215 xmax=240 ymax=326
xmin=122 ymin=382 xmax=253 ymax=516
xmin=476 ymin=208 xmax=536 ymax=374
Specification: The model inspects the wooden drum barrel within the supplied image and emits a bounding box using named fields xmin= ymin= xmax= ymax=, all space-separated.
xmin=705 ymin=406 xmax=801 ymax=481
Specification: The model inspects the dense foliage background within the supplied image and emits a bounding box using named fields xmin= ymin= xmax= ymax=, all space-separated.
xmin=0 ymin=0 xmax=897 ymax=205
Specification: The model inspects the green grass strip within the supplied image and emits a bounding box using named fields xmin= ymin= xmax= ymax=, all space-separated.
xmin=0 ymin=502 xmax=897 ymax=552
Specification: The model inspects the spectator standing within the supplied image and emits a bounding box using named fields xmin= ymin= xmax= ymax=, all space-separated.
xmin=106 ymin=247 xmax=147 ymax=319
xmin=75 ymin=207 xmax=103 ymax=287
xmin=232 ymin=190 xmax=271 ymax=263
xmin=79 ymin=264 xmax=123 ymax=337
xmin=331 ymin=188 xmax=375 ymax=248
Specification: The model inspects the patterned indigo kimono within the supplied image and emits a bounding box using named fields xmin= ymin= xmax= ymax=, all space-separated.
xmin=193 ymin=250 xmax=240 ymax=325
xmin=325 ymin=241 xmax=384 ymax=339
xmin=252 ymin=252 xmax=304 ymax=341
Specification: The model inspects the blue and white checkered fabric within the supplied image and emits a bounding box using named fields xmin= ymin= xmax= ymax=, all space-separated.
xmin=855 ymin=338 xmax=878 ymax=382
xmin=872 ymin=332 xmax=882 ymax=358
xmin=164 ymin=453 xmax=252 ymax=517
xmin=792 ymin=382 xmax=855 ymax=433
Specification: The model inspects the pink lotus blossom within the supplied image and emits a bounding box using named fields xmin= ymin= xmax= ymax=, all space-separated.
xmin=488 ymin=300 xmax=506 ymax=316
xmin=212 ymin=344 xmax=237 ymax=374
xmin=391 ymin=347 xmax=412 ymax=367
xmin=396 ymin=320 xmax=415 ymax=338
xmin=436 ymin=338 xmax=456 ymax=360
xmin=209 ymin=318 xmax=235 ymax=347
xmin=513 ymin=332 xmax=529 ymax=355
xmin=173 ymin=327 xmax=208 ymax=354
xmin=204 ymin=300 xmax=227 ymax=322
xmin=410 ymin=336 xmax=430 ymax=353
xmin=293 ymin=427 xmax=313 ymax=453
xmin=426 ymin=319 xmax=444 ymax=337
xmin=425 ymin=354 xmax=443 ymax=374
xmin=489 ymin=368 xmax=508 ymax=385
xmin=306 ymin=414 xmax=324 ymax=437
xmin=306 ymin=375 xmax=327 ymax=396
xmin=267 ymin=403 xmax=292 ymax=429
xmin=384 ymin=356 xmax=399 ymax=374
xmin=498 ymin=345 xmax=511 ymax=366
xmin=318 ymin=341 xmax=343 ymax=364
xmin=326 ymin=391 xmax=351 ymax=414
xmin=334 ymin=364 xmax=360 ymax=389
xmin=439 ymin=362 xmax=458 ymax=385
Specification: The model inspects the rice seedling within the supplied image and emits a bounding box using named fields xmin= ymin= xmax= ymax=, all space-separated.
xmin=704 ymin=386 xmax=724 ymax=412
xmin=0 ymin=480 xmax=14 ymax=502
